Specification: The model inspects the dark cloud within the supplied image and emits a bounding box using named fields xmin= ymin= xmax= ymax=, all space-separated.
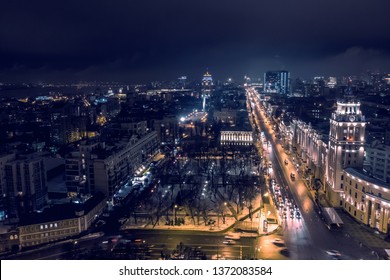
xmin=1 ymin=0 xmax=390 ymax=82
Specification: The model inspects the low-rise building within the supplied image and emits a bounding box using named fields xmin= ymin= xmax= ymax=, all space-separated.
xmin=18 ymin=193 xmax=106 ymax=248
xmin=342 ymin=168 xmax=390 ymax=234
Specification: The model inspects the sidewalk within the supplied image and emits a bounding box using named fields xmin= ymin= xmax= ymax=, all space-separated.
xmin=122 ymin=193 xmax=281 ymax=236
xmin=314 ymin=188 xmax=390 ymax=257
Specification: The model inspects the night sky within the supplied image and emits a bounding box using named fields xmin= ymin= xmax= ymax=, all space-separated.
xmin=1 ymin=0 xmax=390 ymax=82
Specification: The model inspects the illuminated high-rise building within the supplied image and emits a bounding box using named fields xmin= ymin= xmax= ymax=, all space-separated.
xmin=326 ymin=98 xmax=366 ymax=206
xmin=263 ymin=70 xmax=290 ymax=95
xmin=327 ymin=77 xmax=337 ymax=88
xmin=178 ymin=76 xmax=187 ymax=89
xmin=201 ymin=71 xmax=213 ymax=111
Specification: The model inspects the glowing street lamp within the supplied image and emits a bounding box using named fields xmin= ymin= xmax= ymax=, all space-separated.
xmin=174 ymin=205 xmax=178 ymax=225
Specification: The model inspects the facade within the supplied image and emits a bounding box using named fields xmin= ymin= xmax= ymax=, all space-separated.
xmin=214 ymin=109 xmax=237 ymax=125
xmin=365 ymin=141 xmax=390 ymax=183
xmin=220 ymin=129 xmax=253 ymax=146
xmin=5 ymin=157 xmax=47 ymax=220
xmin=291 ymin=120 xmax=328 ymax=183
xmin=0 ymin=227 xmax=19 ymax=253
xmin=65 ymin=141 xmax=99 ymax=195
xmin=220 ymin=110 xmax=253 ymax=148
xmin=264 ymin=71 xmax=290 ymax=95
xmin=65 ymin=131 xmax=159 ymax=197
xmin=18 ymin=193 xmax=106 ymax=248
xmin=284 ymin=97 xmax=390 ymax=234
xmin=0 ymin=153 xmax=16 ymax=221
xmin=326 ymin=99 xmax=366 ymax=206
xmin=342 ymin=168 xmax=390 ymax=234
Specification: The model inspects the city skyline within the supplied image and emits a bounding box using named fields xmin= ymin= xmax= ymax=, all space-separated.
xmin=1 ymin=0 xmax=390 ymax=83
xmin=1 ymin=1 xmax=390 ymax=261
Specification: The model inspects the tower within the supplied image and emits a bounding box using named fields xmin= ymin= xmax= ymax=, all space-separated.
xmin=264 ymin=70 xmax=290 ymax=95
xmin=201 ymin=71 xmax=213 ymax=111
xmin=326 ymin=98 xmax=366 ymax=206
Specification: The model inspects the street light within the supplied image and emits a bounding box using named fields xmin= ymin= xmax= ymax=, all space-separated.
xmin=174 ymin=205 xmax=178 ymax=225
xmin=223 ymin=202 xmax=227 ymax=224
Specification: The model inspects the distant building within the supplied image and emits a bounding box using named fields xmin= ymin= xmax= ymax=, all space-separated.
xmin=201 ymin=71 xmax=213 ymax=111
xmin=264 ymin=71 xmax=290 ymax=95
xmin=365 ymin=141 xmax=390 ymax=184
xmin=214 ymin=109 xmax=237 ymax=125
xmin=220 ymin=110 xmax=253 ymax=148
xmin=385 ymin=127 xmax=390 ymax=146
xmin=327 ymin=77 xmax=337 ymax=88
xmin=178 ymin=76 xmax=187 ymax=89
xmin=220 ymin=129 xmax=253 ymax=146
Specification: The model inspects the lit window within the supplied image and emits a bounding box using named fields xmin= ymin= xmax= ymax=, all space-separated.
xmin=40 ymin=225 xmax=43 ymax=230
xmin=54 ymin=223 xmax=58 ymax=228
xmin=45 ymin=225 xmax=48 ymax=229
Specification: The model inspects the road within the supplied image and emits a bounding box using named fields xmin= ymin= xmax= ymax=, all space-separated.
xmin=5 ymin=230 xmax=259 ymax=260
xmin=3 ymin=88 xmax=379 ymax=260
xmin=247 ymin=87 xmax=377 ymax=260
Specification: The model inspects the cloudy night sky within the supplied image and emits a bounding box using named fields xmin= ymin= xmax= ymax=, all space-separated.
xmin=1 ymin=0 xmax=390 ymax=82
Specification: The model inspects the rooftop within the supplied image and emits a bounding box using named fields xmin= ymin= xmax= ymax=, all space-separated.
xmin=19 ymin=192 xmax=106 ymax=226
xmin=344 ymin=167 xmax=390 ymax=189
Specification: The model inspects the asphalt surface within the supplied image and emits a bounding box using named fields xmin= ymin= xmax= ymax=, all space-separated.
xmin=3 ymin=88 xmax=387 ymax=260
xmin=247 ymin=87 xmax=379 ymax=260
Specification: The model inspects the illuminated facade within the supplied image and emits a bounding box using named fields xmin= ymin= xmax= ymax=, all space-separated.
xmin=292 ymin=120 xmax=328 ymax=181
xmin=289 ymin=98 xmax=390 ymax=233
xmin=220 ymin=129 xmax=253 ymax=146
xmin=65 ymin=131 xmax=159 ymax=197
xmin=18 ymin=193 xmax=106 ymax=248
xmin=327 ymin=77 xmax=337 ymax=88
xmin=326 ymin=99 xmax=366 ymax=206
xmin=264 ymin=71 xmax=290 ymax=95
xmin=342 ymin=168 xmax=390 ymax=234
xmin=201 ymin=71 xmax=213 ymax=111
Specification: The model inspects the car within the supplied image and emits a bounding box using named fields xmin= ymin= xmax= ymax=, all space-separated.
xmin=326 ymin=250 xmax=341 ymax=257
xmin=272 ymin=238 xmax=285 ymax=245
xmin=95 ymin=220 xmax=106 ymax=227
xmin=224 ymin=233 xmax=241 ymax=240
xmin=284 ymin=159 xmax=288 ymax=165
xmin=295 ymin=211 xmax=301 ymax=219
xmin=290 ymin=211 xmax=294 ymax=219
xmin=290 ymin=173 xmax=295 ymax=180
xmin=223 ymin=240 xmax=236 ymax=245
